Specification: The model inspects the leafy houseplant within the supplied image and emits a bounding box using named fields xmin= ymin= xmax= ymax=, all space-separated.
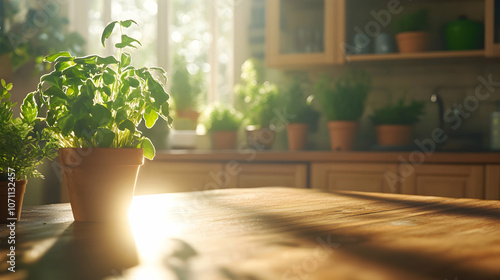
xmin=315 ymin=70 xmax=371 ymax=151
xmin=282 ymin=80 xmax=319 ymax=150
xmin=371 ymin=99 xmax=425 ymax=146
xmin=235 ymin=59 xmax=280 ymax=149
xmin=392 ymin=9 xmax=430 ymax=53
xmin=203 ymin=104 xmax=243 ymax=150
xmin=37 ymin=19 xmax=172 ymax=222
xmin=0 ymin=79 xmax=57 ymax=222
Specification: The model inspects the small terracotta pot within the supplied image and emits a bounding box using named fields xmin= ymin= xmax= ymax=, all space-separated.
xmin=396 ymin=31 xmax=430 ymax=53
xmin=327 ymin=121 xmax=358 ymax=151
xmin=212 ymin=131 xmax=238 ymax=150
xmin=376 ymin=125 xmax=413 ymax=146
xmin=176 ymin=109 xmax=200 ymax=122
xmin=59 ymin=148 xmax=144 ymax=222
xmin=0 ymin=180 xmax=27 ymax=223
xmin=246 ymin=126 xmax=275 ymax=150
xmin=287 ymin=123 xmax=309 ymax=151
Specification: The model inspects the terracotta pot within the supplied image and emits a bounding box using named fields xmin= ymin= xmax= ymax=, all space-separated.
xmin=287 ymin=123 xmax=309 ymax=151
xmin=59 ymin=148 xmax=144 ymax=222
xmin=176 ymin=109 xmax=200 ymax=122
xmin=376 ymin=125 xmax=413 ymax=146
xmin=0 ymin=54 xmax=13 ymax=82
xmin=327 ymin=121 xmax=358 ymax=151
xmin=0 ymin=180 xmax=27 ymax=223
xmin=396 ymin=31 xmax=430 ymax=53
xmin=246 ymin=126 xmax=275 ymax=150
xmin=212 ymin=131 xmax=238 ymax=150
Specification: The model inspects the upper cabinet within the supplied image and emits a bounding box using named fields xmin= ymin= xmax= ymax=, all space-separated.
xmin=266 ymin=0 xmax=500 ymax=68
xmin=266 ymin=0 xmax=344 ymax=68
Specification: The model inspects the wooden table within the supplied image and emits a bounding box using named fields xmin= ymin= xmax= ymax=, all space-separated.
xmin=1 ymin=187 xmax=500 ymax=280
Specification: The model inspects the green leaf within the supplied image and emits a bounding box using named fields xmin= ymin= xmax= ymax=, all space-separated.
xmin=45 ymin=51 xmax=71 ymax=63
xmin=58 ymin=115 xmax=75 ymax=136
xmin=144 ymin=107 xmax=158 ymax=128
xmin=115 ymin=109 xmax=128 ymax=124
xmin=141 ymin=137 xmax=155 ymax=160
xmin=127 ymin=77 xmax=139 ymax=88
xmin=96 ymin=55 xmax=119 ymax=65
xmin=91 ymin=104 xmax=112 ymax=125
xmin=41 ymin=73 xmax=63 ymax=88
xmin=74 ymin=55 xmax=98 ymax=65
xmin=21 ymin=92 xmax=37 ymax=123
xmin=1 ymin=79 xmax=6 ymax=88
xmin=103 ymin=72 xmax=115 ymax=85
xmin=95 ymin=128 xmax=115 ymax=147
xmin=160 ymin=104 xmax=173 ymax=125
xmin=118 ymin=119 xmax=136 ymax=132
xmin=121 ymin=53 xmax=132 ymax=68
xmin=101 ymin=87 xmax=112 ymax=96
xmin=55 ymin=60 xmax=76 ymax=71
xmin=115 ymin=35 xmax=142 ymax=49
xmin=120 ymin=19 xmax=138 ymax=28
xmin=44 ymin=86 xmax=67 ymax=100
xmin=101 ymin=21 xmax=118 ymax=47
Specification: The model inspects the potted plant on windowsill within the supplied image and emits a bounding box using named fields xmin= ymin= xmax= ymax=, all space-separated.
xmin=202 ymin=104 xmax=243 ymax=150
xmin=371 ymin=98 xmax=425 ymax=146
xmin=282 ymin=79 xmax=319 ymax=151
xmin=0 ymin=79 xmax=58 ymax=223
xmin=235 ymin=59 xmax=280 ymax=150
xmin=36 ymin=20 xmax=172 ymax=222
xmin=315 ymin=70 xmax=371 ymax=151
xmin=393 ymin=9 xmax=430 ymax=53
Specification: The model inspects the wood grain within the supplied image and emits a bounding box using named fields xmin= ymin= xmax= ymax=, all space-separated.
xmin=1 ymin=187 xmax=500 ymax=279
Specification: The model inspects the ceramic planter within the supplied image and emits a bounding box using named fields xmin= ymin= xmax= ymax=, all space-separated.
xmin=246 ymin=126 xmax=275 ymax=150
xmin=59 ymin=148 xmax=144 ymax=222
xmin=327 ymin=121 xmax=358 ymax=151
xmin=376 ymin=125 xmax=413 ymax=146
xmin=396 ymin=31 xmax=430 ymax=53
xmin=287 ymin=123 xmax=308 ymax=151
xmin=0 ymin=180 xmax=27 ymax=223
xmin=212 ymin=131 xmax=238 ymax=150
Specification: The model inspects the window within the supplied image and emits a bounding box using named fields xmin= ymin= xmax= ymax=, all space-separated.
xmin=68 ymin=0 xmax=234 ymax=104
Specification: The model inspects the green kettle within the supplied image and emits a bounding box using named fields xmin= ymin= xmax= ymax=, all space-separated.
xmin=445 ymin=15 xmax=484 ymax=50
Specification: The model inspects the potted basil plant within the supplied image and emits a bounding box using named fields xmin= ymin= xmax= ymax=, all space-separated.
xmin=202 ymin=104 xmax=243 ymax=150
xmin=0 ymin=79 xmax=58 ymax=222
xmin=36 ymin=20 xmax=173 ymax=222
xmin=371 ymin=98 xmax=425 ymax=146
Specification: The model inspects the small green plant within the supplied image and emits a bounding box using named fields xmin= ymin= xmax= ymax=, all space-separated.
xmin=36 ymin=19 xmax=172 ymax=160
xmin=315 ymin=69 xmax=371 ymax=121
xmin=0 ymin=80 xmax=58 ymax=181
xmin=282 ymin=79 xmax=320 ymax=131
xmin=235 ymin=58 xmax=279 ymax=128
xmin=170 ymin=54 xmax=205 ymax=113
xmin=203 ymin=104 xmax=243 ymax=132
xmin=371 ymin=99 xmax=425 ymax=126
xmin=393 ymin=9 xmax=429 ymax=33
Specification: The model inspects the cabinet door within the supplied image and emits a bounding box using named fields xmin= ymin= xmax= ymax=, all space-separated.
xmin=485 ymin=165 xmax=500 ymax=199
xmin=228 ymin=164 xmax=307 ymax=188
xmin=135 ymin=162 xmax=224 ymax=195
xmin=485 ymin=0 xmax=500 ymax=57
xmin=310 ymin=163 xmax=399 ymax=194
xmin=400 ymin=164 xmax=484 ymax=199
xmin=266 ymin=0 xmax=343 ymax=68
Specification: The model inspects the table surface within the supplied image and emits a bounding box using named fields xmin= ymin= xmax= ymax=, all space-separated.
xmin=1 ymin=187 xmax=500 ymax=280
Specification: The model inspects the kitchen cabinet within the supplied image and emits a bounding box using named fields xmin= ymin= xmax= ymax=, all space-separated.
xmin=227 ymin=163 xmax=307 ymax=188
xmin=310 ymin=163 xmax=399 ymax=194
xmin=399 ymin=164 xmax=484 ymax=199
xmin=485 ymin=165 xmax=500 ymax=199
xmin=266 ymin=0 xmax=497 ymax=67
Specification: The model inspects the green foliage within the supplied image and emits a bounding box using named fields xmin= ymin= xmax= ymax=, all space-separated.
xmin=282 ymin=79 xmax=320 ymax=131
xmin=170 ymin=54 xmax=205 ymax=112
xmin=203 ymin=104 xmax=243 ymax=132
xmin=0 ymin=80 xmax=58 ymax=181
xmin=393 ymin=9 xmax=429 ymax=33
xmin=37 ymin=20 xmax=172 ymax=160
xmin=235 ymin=59 xmax=280 ymax=128
xmin=0 ymin=2 xmax=85 ymax=71
xmin=315 ymin=70 xmax=371 ymax=121
xmin=371 ymin=99 xmax=425 ymax=125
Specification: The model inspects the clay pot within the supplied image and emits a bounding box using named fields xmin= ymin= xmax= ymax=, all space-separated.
xmin=212 ymin=131 xmax=238 ymax=150
xmin=376 ymin=125 xmax=413 ymax=146
xmin=396 ymin=31 xmax=430 ymax=53
xmin=176 ymin=109 xmax=200 ymax=122
xmin=59 ymin=148 xmax=144 ymax=223
xmin=287 ymin=123 xmax=308 ymax=151
xmin=246 ymin=126 xmax=275 ymax=150
xmin=327 ymin=121 xmax=358 ymax=151
xmin=0 ymin=180 xmax=27 ymax=223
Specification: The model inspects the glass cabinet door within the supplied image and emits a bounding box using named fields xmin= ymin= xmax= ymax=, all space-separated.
xmin=485 ymin=0 xmax=500 ymax=56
